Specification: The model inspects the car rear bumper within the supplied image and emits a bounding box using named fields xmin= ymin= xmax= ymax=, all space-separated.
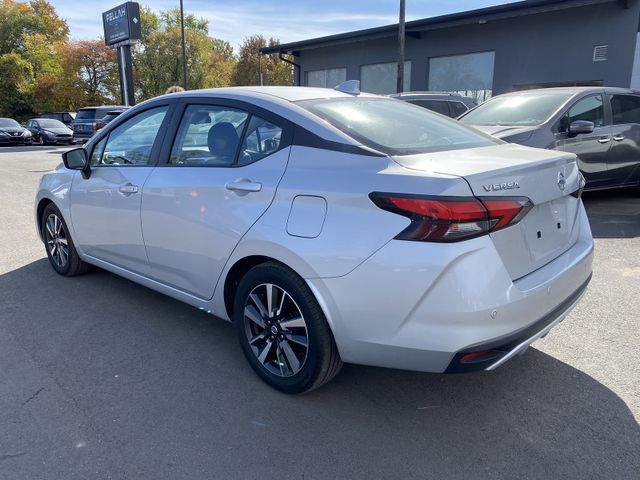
xmin=307 ymin=202 xmax=594 ymax=373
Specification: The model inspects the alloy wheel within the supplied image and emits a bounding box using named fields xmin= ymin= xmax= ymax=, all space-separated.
xmin=45 ymin=213 xmax=69 ymax=268
xmin=243 ymin=283 xmax=309 ymax=377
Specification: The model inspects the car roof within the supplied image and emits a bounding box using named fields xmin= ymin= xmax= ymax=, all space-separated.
xmin=497 ymin=86 xmax=640 ymax=97
xmin=390 ymin=91 xmax=465 ymax=98
xmin=164 ymin=86 xmax=379 ymax=103
xmin=78 ymin=105 xmax=126 ymax=110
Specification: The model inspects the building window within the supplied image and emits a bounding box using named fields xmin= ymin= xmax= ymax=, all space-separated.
xmin=306 ymin=68 xmax=347 ymax=88
xmin=428 ymin=51 xmax=495 ymax=103
xmin=360 ymin=61 xmax=411 ymax=94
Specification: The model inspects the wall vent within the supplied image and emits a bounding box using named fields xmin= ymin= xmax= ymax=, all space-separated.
xmin=593 ymin=45 xmax=608 ymax=62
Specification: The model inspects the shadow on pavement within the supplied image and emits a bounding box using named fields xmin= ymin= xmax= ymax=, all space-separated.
xmin=1 ymin=259 xmax=638 ymax=479
xmin=583 ymin=187 xmax=639 ymax=239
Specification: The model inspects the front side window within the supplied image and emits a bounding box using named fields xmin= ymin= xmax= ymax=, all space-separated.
xmin=450 ymin=101 xmax=469 ymax=118
xmin=98 ymin=106 xmax=168 ymax=166
xmin=460 ymin=93 xmax=571 ymax=127
xmin=298 ymin=97 xmax=498 ymax=155
xmin=568 ymin=95 xmax=605 ymax=128
xmin=610 ymin=94 xmax=640 ymax=125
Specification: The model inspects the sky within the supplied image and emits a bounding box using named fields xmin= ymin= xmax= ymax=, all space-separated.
xmin=51 ymin=0 xmax=512 ymax=51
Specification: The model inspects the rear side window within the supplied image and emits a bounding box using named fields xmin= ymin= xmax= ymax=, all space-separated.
xmin=75 ymin=109 xmax=95 ymax=121
xmin=568 ymin=95 xmax=605 ymax=127
xmin=450 ymin=101 xmax=469 ymax=118
xmin=94 ymin=109 xmax=111 ymax=120
xmin=238 ymin=115 xmax=283 ymax=166
xmin=610 ymin=94 xmax=640 ymax=125
xmin=409 ymin=100 xmax=451 ymax=117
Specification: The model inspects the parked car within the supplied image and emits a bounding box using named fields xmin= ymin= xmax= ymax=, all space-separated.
xmin=27 ymin=118 xmax=74 ymax=145
xmin=459 ymin=87 xmax=640 ymax=191
xmin=0 ymin=117 xmax=32 ymax=145
xmin=389 ymin=91 xmax=477 ymax=118
xmin=35 ymin=84 xmax=593 ymax=393
xmin=95 ymin=108 xmax=129 ymax=131
xmin=38 ymin=112 xmax=76 ymax=127
xmin=71 ymin=105 xmax=126 ymax=143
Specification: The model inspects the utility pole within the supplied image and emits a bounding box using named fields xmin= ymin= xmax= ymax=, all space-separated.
xmin=397 ymin=0 xmax=406 ymax=93
xmin=179 ymin=0 xmax=188 ymax=89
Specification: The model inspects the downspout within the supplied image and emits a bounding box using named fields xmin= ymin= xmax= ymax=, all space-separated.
xmin=278 ymin=52 xmax=301 ymax=86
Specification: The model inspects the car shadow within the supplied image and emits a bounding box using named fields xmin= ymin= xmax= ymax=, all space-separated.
xmin=1 ymin=260 xmax=638 ymax=479
xmin=582 ymin=187 xmax=639 ymax=238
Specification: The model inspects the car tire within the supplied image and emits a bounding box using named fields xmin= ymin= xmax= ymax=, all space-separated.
xmin=41 ymin=203 xmax=91 ymax=277
xmin=233 ymin=262 xmax=342 ymax=394
xmin=38 ymin=135 xmax=45 ymax=146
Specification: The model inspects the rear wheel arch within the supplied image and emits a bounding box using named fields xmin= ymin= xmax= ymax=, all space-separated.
xmin=223 ymin=255 xmax=282 ymax=320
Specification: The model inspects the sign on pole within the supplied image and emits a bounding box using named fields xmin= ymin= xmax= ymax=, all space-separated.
xmin=102 ymin=2 xmax=142 ymax=46
xmin=102 ymin=2 xmax=141 ymax=106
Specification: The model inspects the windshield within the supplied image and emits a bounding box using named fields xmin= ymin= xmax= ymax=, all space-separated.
xmin=460 ymin=93 xmax=572 ymax=126
xmin=298 ymin=97 xmax=498 ymax=155
xmin=38 ymin=119 xmax=66 ymax=128
xmin=0 ymin=118 xmax=20 ymax=128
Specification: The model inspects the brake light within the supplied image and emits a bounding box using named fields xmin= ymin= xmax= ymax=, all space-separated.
xmin=369 ymin=193 xmax=532 ymax=242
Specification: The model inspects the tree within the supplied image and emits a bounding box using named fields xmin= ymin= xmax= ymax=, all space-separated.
xmin=133 ymin=7 xmax=236 ymax=99
xmin=0 ymin=53 xmax=33 ymax=117
xmin=0 ymin=0 xmax=68 ymax=55
xmin=52 ymin=41 xmax=119 ymax=110
xmin=233 ymin=35 xmax=292 ymax=87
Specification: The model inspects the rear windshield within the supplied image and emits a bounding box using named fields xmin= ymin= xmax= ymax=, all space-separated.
xmin=0 ymin=118 xmax=20 ymax=128
xmin=297 ymin=97 xmax=498 ymax=155
xmin=460 ymin=93 xmax=572 ymax=126
xmin=75 ymin=109 xmax=96 ymax=121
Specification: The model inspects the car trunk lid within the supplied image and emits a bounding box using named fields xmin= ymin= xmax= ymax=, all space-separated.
xmin=392 ymin=143 xmax=582 ymax=279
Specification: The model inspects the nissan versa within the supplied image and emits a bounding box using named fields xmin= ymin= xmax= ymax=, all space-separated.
xmin=35 ymin=85 xmax=594 ymax=393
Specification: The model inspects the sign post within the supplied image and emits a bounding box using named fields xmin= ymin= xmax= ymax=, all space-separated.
xmin=102 ymin=2 xmax=142 ymax=106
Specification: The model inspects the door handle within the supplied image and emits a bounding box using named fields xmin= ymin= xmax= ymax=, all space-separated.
xmin=597 ymin=136 xmax=611 ymax=144
xmin=613 ymin=134 xmax=625 ymax=142
xmin=118 ymin=183 xmax=139 ymax=195
xmin=225 ymin=178 xmax=262 ymax=193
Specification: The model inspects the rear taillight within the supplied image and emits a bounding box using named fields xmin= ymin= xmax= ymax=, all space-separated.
xmin=369 ymin=193 xmax=533 ymax=242
xmin=93 ymin=122 xmax=102 ymax=131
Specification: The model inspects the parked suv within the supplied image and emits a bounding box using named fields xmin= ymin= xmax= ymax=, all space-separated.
xmin=71 ymin=105 xmax=125 ymax=143
xmin=38 ymin=112 xmax=75 ymax=127
xmin=390 ymin=92 xmax=477 ymax=118
xmin=459 ymin=87 xmax=640 ymax=191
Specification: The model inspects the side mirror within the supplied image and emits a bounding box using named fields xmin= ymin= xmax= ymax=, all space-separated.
xmin=62 ymin=148 xmax=91 ymax=178
xmin=568 ymin=120 xmax=594 ymax=137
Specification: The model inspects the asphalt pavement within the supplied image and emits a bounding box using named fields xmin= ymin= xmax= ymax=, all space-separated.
xmin=0 ymin=145 xmax=638 ymax=480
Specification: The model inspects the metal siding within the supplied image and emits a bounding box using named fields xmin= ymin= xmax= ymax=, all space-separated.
xmin=296 ymin=2 xmax=640 ymax=94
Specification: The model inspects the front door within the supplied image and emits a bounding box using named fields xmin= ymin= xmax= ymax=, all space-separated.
xmin=141 ymin=102 xmax=290 ymax=299
xmin=70 ymin=105 xmax=171 ymax=275
xmin=606 ymin=93 xmax=640 ymax=186
xmin=554 ymin=93 xmax=613 ymax=188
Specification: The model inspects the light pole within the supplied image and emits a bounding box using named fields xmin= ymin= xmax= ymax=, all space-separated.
xmin=397 ymin=0 xmax=406 ymax=93
xmin=179 ymin=0 xmax=188 ymax=89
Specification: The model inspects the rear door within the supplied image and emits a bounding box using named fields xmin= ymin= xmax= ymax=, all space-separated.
xmin=606 ymin=93 xmax=640 ymax=186
xmin=70 ymin=104 xmax=172 ymax=275
xmin=140 ymin=99 xmax=292 ymax=299
xmin=553 ymin=93 xmax=614 ymax=188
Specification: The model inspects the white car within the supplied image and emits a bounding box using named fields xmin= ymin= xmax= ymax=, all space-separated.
xmin=35 ymin=84 xmax=594 ymax=393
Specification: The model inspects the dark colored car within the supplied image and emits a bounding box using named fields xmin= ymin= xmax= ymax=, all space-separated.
xmin=389 ymin=92 xmax=477 ymax=118
xmin=38 ymin=112 xmax=76 ymax=127
xmin=95 ymin=108 xmax=129 ymax=131
xmin=459 ymin=87 xmax=640 ymax=191
xmin=27 ymin=118 xmax=74 ymax=145
xmin=0 ymin=118 xmax=32 ymax=145
xmin=71 ymin=105 xmax=126 ymax=142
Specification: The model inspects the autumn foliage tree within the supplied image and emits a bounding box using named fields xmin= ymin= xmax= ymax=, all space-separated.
xmin=233 ymin=35 xmax=293 ymax=87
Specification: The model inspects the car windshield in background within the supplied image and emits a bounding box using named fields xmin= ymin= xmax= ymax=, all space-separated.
xmin=460 ymin=93 xmax=572 ymax=126
xmin=297 ymin=98 xmax=498 ymax=155
xmin=0 ymin=118 xmax=20 ymax=128
xmin=38 ymin=119 xmax=66 ymax=128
